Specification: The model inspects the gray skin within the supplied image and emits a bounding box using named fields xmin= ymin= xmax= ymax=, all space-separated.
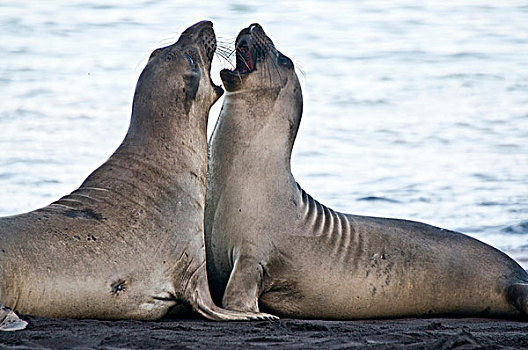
xmin=205 ymin=23 xmax=528 ymax=319
xmin=0 ymin=21 xmax=275 ymax=322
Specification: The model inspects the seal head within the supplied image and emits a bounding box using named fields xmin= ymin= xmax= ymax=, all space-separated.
xmin=213 ymin=24 xmax=302 ymax=166
xmin=128 ymin=20 xmax=223 ymax=143
xmin=220 ymin=24 xmax=294 ymax=93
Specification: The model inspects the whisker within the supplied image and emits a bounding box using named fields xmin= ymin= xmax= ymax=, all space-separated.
xmin=217 ymin=42 xmax=234 ymax=50
xmin=221 ymin=47 xmax=237 ymax=60
xmin=270 ymin=50 xmax=283 ymax=82
xmin=215 ymin=46 xmax=232 ymax=57
xmin=292 ymin=58 xmax=306 ymax=77
xmin=214 ymin=52 xmax=235 ymax=69
xmin=217 ymin=47 xmax=235 ymax=59
xmin=267 ymin=61 xmax=272 ymax=89
xmin=217 ymin=42 xmax=235 ymax=49
xmin=237 ymin=50 xmax=252 ymax=73
xmin=217 ymin=35 xmax=236 ymax=42
xmin=215 ymin=51 xmax=231 ymax=61
xmin=217 ymin=41 xmax=235 ymax=51
xmin=214 ymin=43 xmax=237 ymax=68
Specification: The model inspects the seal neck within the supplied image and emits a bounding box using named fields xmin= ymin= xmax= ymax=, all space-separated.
xmin=211 ymin=89 xmax=301 ymax=172
xmin=210 ymin=105 xmax=275 ymax=176
xmin=75 ymin=98 xmax=209 ymax=217
xmin=127 ymin=91 xmax=208 ymax=155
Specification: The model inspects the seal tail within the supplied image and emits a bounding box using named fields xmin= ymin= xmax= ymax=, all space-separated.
xmin=507 ymin=283 xmax=528 ymax=315
xmin=0 ymin=304 xmax=28 ymax=331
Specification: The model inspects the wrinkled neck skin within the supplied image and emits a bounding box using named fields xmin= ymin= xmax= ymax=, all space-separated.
xmin=125 ymin=85 xmax=208 ymax=167
xmin=126 ymin=65 xmax=209 ymax=159
xmin=78 ymin=81 xmax=211 ymax=221
xmin=209 ymin=80 xmax=302 ymax=192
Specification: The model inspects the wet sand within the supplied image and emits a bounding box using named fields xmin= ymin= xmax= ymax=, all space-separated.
xmin=1 ymin=315 xmax=528 ymax=349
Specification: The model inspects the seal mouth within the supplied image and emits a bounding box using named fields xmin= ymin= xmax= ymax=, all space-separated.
xmin=235 ymin=38 xmax=256 ymax=74
xmin=221 ymin=24 xmax=271 ymax=80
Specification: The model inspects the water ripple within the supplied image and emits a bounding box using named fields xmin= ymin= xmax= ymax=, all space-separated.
xmin=501 ymin=221 xmax=528 ymax=235
xmin=1 ymin=0 xmax=527 ymax=267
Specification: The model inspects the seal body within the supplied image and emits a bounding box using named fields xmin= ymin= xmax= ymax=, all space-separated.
xmin=205 ymin=23 xmax=528 ymax=319
xmin=0 ymin=21 xmax=273 ymax=322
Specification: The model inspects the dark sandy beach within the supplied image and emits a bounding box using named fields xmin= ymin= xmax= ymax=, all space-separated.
xmin=2 ymin=315 xmax=527 ymax=349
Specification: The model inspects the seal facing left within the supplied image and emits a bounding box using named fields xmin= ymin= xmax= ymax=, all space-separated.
xmin=0 ymin=21 xmax=275 ymax=331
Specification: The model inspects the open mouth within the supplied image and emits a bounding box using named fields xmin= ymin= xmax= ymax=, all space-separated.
xmin=221 ymin=27 xmax=262 ymax=79
xmin=220 ymin=24 xmax=270 ymax=90
xmin=235 ymin=39 xmax=256 ymax=74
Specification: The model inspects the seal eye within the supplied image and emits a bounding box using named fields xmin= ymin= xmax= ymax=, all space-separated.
xmin=166 ymin=52 xmax=175 ymax=62
xmin=278 ymin=54 xmax=292 ymax=69
xmin=184 ymin=53 xmax=197 ymax=69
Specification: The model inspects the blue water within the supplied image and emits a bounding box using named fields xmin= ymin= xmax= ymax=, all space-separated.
xmin=1 ymin=1 xmax=527 ymax=267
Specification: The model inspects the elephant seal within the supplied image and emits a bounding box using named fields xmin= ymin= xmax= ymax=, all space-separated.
xmin=205 ymin=23 xmax=528 ymax=319
xmin=0 ymin=21 xmax=275 ymax=329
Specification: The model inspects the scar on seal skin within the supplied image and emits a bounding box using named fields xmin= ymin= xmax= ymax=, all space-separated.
xmin=110 ymin=279 xmax=127 ymax=296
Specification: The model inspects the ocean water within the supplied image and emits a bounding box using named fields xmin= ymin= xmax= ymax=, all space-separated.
xmin=1 ymin=1 xmax=527 ymax=267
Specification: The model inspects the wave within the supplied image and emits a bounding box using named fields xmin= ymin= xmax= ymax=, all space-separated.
xmin=357 ymin=196 xmax=401 ymax=204
xmin=501 ymin=220 xmax=528 ymax=235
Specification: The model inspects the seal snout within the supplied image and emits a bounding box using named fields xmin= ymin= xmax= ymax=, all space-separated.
xmin=180 ymin=20 xmax=213 ymax=38
xmin=200 ymin=26 xmax=217 ymax=62
xmin=248 ymin=23 xmax=264 ymax=34
xmin=179 ymin=21 xmax=217 ymax=63
xmin=228 ymin=23 xmax=272 ymax=76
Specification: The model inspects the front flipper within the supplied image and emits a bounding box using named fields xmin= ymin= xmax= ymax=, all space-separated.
xmin=507 ymin=283 xmax=528 ymax=315
xmin=0 ymin=305 xmax=28 ymax=331
xmin=185 ymin=261 xmax=278 ymax=321
xmin=194 ymin=291 xmax=277 ymax=321
xmin=221 ymin=256 xmax=272 ymax=316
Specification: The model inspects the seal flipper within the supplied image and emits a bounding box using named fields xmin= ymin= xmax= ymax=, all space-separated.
xmin=193 ymin=288 xmax=278 ymax=321
xmin=507 ymin=283 xmax=528 ymax=315
xmin=0 ymin=304 xmax=28 ymax=331
xmin=221 ymin=256 xmax=273 ymax=316
xmin=185 ymin=262 xmax=278 ymax=321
